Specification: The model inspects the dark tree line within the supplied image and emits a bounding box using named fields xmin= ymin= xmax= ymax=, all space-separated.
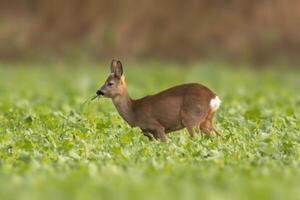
xmin=1 ymin=0 xmax=300 ymax=63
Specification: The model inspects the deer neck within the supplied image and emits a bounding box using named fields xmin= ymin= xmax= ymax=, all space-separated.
xmin=112 ymin=89 xmax=135 ymax=127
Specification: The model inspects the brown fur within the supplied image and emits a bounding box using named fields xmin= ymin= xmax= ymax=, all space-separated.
xmin=97 ymin=60 xmax=221 ymax=142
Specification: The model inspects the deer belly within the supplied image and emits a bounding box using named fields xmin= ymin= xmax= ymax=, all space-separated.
xmin=153 ymin=106 xmax=183 ymax=133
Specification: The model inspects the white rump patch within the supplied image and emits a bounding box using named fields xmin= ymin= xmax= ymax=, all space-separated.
xmin=210 ymin=96 xmax=221 ymax=111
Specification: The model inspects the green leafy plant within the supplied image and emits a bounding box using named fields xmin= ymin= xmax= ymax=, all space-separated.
xmin=0 ymin=62 xmax=299 ymax=200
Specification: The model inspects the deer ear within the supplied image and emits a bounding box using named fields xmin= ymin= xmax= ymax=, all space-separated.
xmin=110 ymin=59 xmax=118 ymax=73
xmin=114 ymin=60 xmax=123 ymax=79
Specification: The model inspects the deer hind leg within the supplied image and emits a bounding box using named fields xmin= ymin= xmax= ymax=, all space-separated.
xmin=200 ymin=110 xmax=214 ymax=135
xmin=182 ymin=114 xmax=206 ymax=138
xmin=185 ymin=126 xmax=195 ymax=138
xmin=200 ymin=109 xmax=222 ymax=136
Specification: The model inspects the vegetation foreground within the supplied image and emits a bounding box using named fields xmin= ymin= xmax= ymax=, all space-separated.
xmin=0 ymin=62 xmax=299 ymax=200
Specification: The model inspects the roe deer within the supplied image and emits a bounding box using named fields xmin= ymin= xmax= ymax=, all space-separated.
xmin=96 ymin=59 xmax=221 ymax=142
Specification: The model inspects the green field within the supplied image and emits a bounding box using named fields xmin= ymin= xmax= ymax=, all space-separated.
xmin=0 ymin=62 xmax=299 ymax=200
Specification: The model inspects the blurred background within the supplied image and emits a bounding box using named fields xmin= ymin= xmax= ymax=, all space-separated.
xmin=1 ymin=0 xmax=300 ymax=65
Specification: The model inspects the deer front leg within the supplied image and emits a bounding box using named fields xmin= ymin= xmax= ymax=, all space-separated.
xmin=153 ymin=127 xmax=167 ymax=143
xmin=141 ymin=123 xmax=167 ymax=142
xmin=142 ymin=131 xmax=154 ymax=141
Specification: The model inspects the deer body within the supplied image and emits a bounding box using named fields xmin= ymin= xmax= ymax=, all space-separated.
xmin=97 ymin=60 xmax=221 ymax=142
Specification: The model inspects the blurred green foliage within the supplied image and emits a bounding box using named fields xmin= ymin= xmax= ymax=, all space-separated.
xmin=0 ymin=62 xmax=299 ymax=200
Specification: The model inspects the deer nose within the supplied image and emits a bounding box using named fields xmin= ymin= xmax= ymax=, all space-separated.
xmin=96 ymin=90 xmax=104 ymax=96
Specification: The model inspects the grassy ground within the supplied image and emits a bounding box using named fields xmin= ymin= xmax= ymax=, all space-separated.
xmin=0 ymin=62 xmax=299 ymax=200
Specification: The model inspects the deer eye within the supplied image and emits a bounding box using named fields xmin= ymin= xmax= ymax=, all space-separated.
xmin=108 ymin=82 xmax=114 ymax=86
